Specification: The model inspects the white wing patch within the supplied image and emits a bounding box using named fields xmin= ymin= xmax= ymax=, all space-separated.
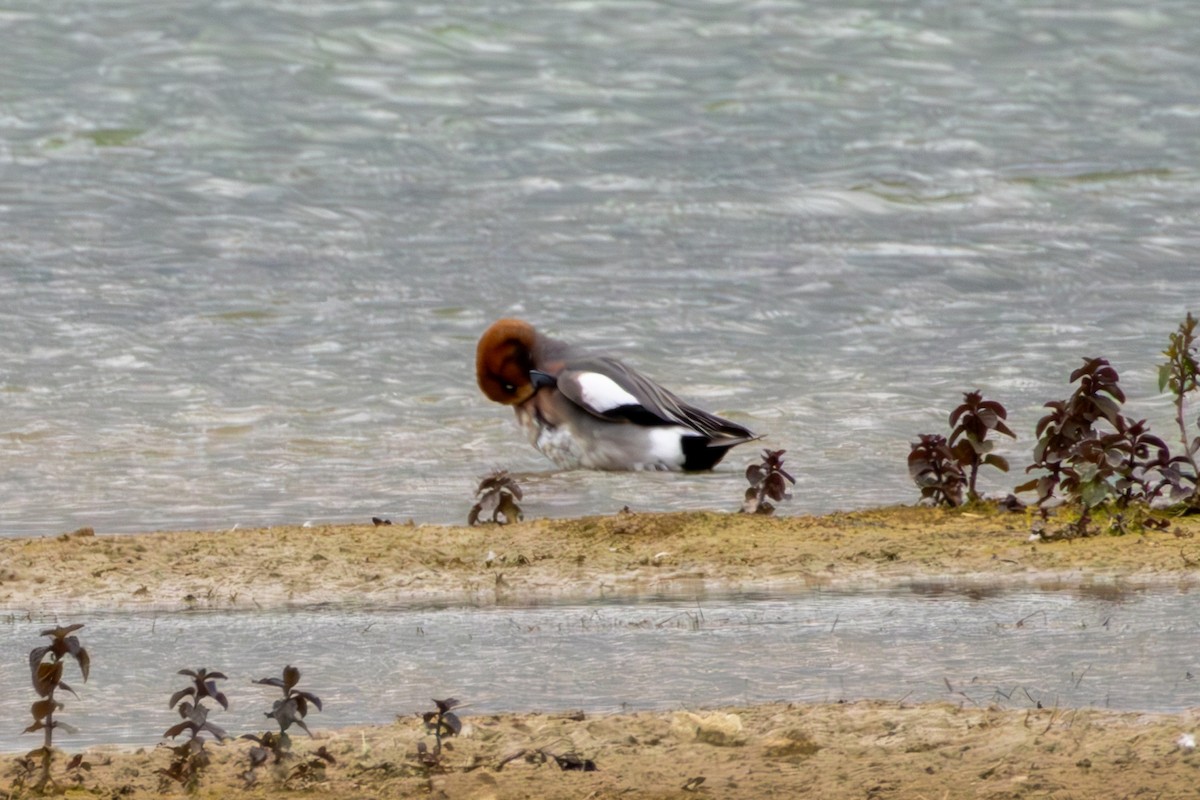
xmin=575 ymin=371 xmax=640 ymax=414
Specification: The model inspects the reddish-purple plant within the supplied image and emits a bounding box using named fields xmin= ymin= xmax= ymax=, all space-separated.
xmin=159 ymin=668 xmax=229 ymax=791
xmin=25 ymin=624 xmax=90 ymax=792
xmin=742 ymin=449 xmax=795 ymax=514
xmin=1018 ymin=357 xmax=1170 ymax=536
xmin=908 ymin=434 xmax=966 ymax=507
xmin=948 ymin=391 xmax=1016 ymax=502
xmin=416 ymin=697 xmax=463 ymax=774
xmin=241 ymin=665 xmax=324 ymax=785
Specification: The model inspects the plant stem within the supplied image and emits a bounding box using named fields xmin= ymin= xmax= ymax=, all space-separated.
xmin=1179 ymin=390 xmax=1200 ymax=503
xmin=37 ymin=696 xmax=53 ymax=791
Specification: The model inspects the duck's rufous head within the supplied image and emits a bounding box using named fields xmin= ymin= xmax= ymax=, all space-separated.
xmin=476 ymin=318 xmax=539 ymax=406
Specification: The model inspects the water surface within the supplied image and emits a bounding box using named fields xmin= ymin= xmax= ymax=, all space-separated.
xmin=3 ymin=1 xmax=1200 ymax=535
xmin=3 ymin=586 xmax=1198 ymax=750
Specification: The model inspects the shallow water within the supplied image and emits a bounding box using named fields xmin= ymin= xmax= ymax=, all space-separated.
xmin=3 ymin=586 xmax=1198 ymax=750
xmin=2 ymin=1 xmax=1200 ymax=536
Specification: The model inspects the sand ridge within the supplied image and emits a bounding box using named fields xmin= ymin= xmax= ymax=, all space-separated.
xmin=2 ymin=506 xmax=1199 ymax=612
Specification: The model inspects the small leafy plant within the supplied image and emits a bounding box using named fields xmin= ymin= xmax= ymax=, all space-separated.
xmin=1159 ymin=312 xmax=1200 ymax=509
xmin=286 ymin=746 xmax=336 ymax=787
xmin=741 ymin=449 xmax=795 ymax=514
xmin=63 ymin=752 xmax=93 ymax=786
xmin=25 ymin=624 xmax=90 ymax=793
xmin=948 ymin=391 xmax=1016 ymax=502
xmin=910 ymin=392 xmax=1014 ymax=507
xmin=158 ymin=668 xmax=229 ymax=791
xmin=1017 ymin=357 xmax=1169 ymax=535
xmin=416 ymin=698 xmax=463 ymax=774
xmin=1088 ymin=418 xmax=1171 ymax=509
xmin=469 ymin=470 xmax=523 ymax=525
xmin=241 ymin=666 xmax=323 ymax=785
xmin=240 ymin=731 xmax=286 ymax=785
xmin=908 ymin=434 xmax=966 ymax=508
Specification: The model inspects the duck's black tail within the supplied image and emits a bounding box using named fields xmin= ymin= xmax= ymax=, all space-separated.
xmin=681 ymin=433 xmax=760 ymax=471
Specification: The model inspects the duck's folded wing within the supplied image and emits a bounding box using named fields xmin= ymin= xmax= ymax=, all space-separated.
xmin=557 ymin=358 xmax=756 ymax=443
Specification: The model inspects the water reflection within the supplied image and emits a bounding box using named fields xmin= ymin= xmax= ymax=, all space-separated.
xmin=2 ymin=585 xmax=1198 ymax=751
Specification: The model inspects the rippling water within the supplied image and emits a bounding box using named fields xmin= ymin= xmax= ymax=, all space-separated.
xmin=2 ymin=586 xmax=1198 ymax=750
xmin=3 ymin=1 xmax=1200 ymax=535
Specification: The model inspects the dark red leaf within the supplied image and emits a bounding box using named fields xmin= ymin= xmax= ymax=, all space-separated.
xmin=169 ymin=688 xmax=194 ymax=709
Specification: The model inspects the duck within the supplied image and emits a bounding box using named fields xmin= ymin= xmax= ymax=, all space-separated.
xmin=475 ymin=318 xmax=757 ymax=471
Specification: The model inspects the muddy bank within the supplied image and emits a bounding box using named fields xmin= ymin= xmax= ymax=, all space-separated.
xmin=7 ymin=700 xmax=1200 ymax=799
xmin=2 ymin=506 xmax=1199 ymax=612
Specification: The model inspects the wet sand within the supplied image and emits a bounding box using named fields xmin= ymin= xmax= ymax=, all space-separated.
xmin=3 ymin=505 xmax=1200 ymax=798
xmin=4 ymin=505 xmax=1199 ymax=612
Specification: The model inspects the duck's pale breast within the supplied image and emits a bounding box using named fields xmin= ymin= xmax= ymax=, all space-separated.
xmin=516 ymin=403 xmax=690 ymax=470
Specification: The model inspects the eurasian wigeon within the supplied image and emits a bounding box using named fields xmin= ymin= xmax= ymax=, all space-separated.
xmin=476 ymin=318 xmax=757 ymax=471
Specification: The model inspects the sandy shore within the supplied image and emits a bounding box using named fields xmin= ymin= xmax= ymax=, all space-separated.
xmin=3 ymin=506 xmax=1200 ymax=798
xmin=3 ymin=506 xmax=1199 ymax=612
